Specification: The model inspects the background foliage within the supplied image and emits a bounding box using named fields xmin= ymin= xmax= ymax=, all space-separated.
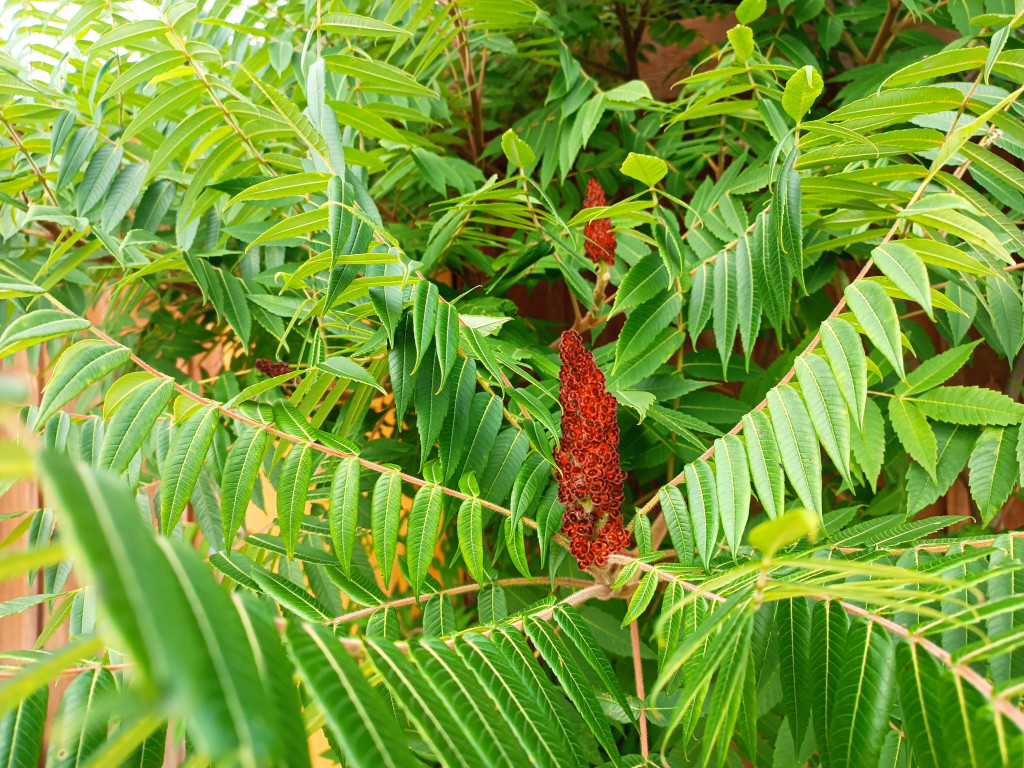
xmin=3 ymin=0 xmax=1024 ymax=766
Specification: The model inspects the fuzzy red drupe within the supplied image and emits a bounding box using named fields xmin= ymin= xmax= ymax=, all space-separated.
xmin=582 ymin=178 xmax=616 ymax=265
xmin=554 ymin=330 xmax=630 ymax=568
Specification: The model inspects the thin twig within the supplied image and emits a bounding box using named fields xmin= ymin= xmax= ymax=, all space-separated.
xmin=328 ymin=577 xmax=594 ymax=625
xmin=865 ymin=0 xmax=902 ymax=65
xmin=630 ymin=620 xmax=649 ymax=759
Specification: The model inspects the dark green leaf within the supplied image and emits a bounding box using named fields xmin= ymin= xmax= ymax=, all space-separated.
xmin=329 ymin=457 xmax=361 ymax=575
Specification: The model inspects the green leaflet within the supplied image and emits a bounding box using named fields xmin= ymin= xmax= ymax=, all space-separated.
xmin=524 ymin=618 xmax=620 ymax=761
xmin=735 ymin=230 xmax=762 ymax=363
xmin=889 ymin=397 xmax=937 ymax=482
xmin=249 ymin=564 xmax=331 ymax=622
xmin=481 ymin=429 xmax=529 ymax=506
xmin=714 ymin=434 xmax=750 ymax=555
xmin=767 ymin=384 xmax=822 ymax=518
xmin=0 ymin=277 xmax=44 ymax=301
xmin=871 ymin=242 xmax=932 ymax=319
xmin=751 ymin=208 xmax=788 ymax=332
xmin=37 ymin=340 xmax=131 ymax=426
xmin=910 ymin=386 xmax=1024 ymax=426
xmin=452 ymin=392 xmax=503 ymax=482
xmin=406 ymin=483 xmax=443 ymax=596
xmin=898 ymin=341 xmax=979 ymax=396
xmin=659 ymin=485 xmax=695 ymax=565
xmin=55 ymin=126 xmax=97 ymax=191
xmin=503 ymin=517 xmax=530 ymax=579
xmin=778 ymin=598 xmax=812 ymax=748
xmin=225 ymin=172 xmax=331 ymax=207
xmin=76 ymin=143 xmax=123 ymax=214
xmin=210 ymin=552 xmax=263 ymax=592
xmin=685 ymin=459 xmax=719 ymax=569
xmin=906 ymin=424 xmax=976 ymax=515
xmin=0 ymin=310 xmax=91 ymax=360
xmin=411 ymin=640 xmax=525 ymax=767
xmin=364 ymin=639 xmax=481 ymax=768
xmin=411 ymin=280 xmax=438 ymax=373
xmin=329 ymin=457 xmax=361 ymax=576
xmin=434 ymin=301 xmax=460 ymax=389
xmin=534 ymin=485 xmax=565 ymax=565
xmin=658 ymin=581 xmax=686 ymax=684
xmin=612 ymin=251 xmax=669 ymax=312
xmin=844 ymin=280 xmax=905 ymax=379
xmin=608 ymin=326 xmax=680 ymax=391
xmin=461 ymin=325 xmax=505 ymax=389
xmin=884 ymin=47 xmax=988 ymax=88
xmin=0 ymin=686 xmax=47 ymax=768
xmin=820 ymin=317 xmax=867 ymax=429
xmin=101 ymin=162 xmax=146 ymax=231
xmin=712 ymin=243 xmax=739 ymax=376
xmin=247 ymin=533 xmax=338 ymax=565
xmin=553 ymin=605 xmax=634 ymax=719
xmin=241 ymin=67 xmax=331 ymax=161
xmin=456 ymin=634 xmax=569 ymax=768
xmin=45 ymin=666 xmax=116 ymax=768
xmin=421 ymin=595 xmax=456 ymax=638
xmin=828 ymin=619 xmax=895 ymax=768
xmin=277 ymin=443 xmax=314 ymax=559
xmin=209 ymin=268 xmax=252 ymax=345
xmin=287 ymin=622 xmax=415 ymax=768
xmin=233 ymin=596 xmax=313 ymax=768
xmin=99 ymin=377 xmax=173 ymax=474
xmin=144 ymin=107 xmax=222 ymax=183
xmin=810 ymin=599 xmax=849 ymax=768
xmin=132 ymin=180 xmax=175 ymax=233
xmin=370 ymin=286 xmax=404 ymax=347
xmin=698 ymin=613 xmax=752 ymax=768
xmin=500 ymin=128 xmax=535 ymax=168
xmin=985 ymin=274 xmax=1024 ymax=360
xmin=220 ymin=427 xmax=269 ymax=547
xmin=324 ymin=54 xmax=438 ymax=99
xmin=658 ymin=600 xmax=753 ymax=749
xmin=742 ymin=410 xmax=784 ymax=519
xmin=894 ymin=641 xmax=944 ymax=768
xmin=772 ymin=149 xmax=803 ymax=292
xmin=317 ymin=355 xmax=386 ymax=395
xmin=614 ymin=292 xmax=679 ymax=370
xmin=794 ymin=353 xmax=853 ymax=488
xmin=160 ymin=406 xmax=219 ymax=535
xmin=457 ymin=496 xmax=485 ymax=583
xmin=509 ymin=452 xmax=549 ymax=527
xmin=620 ymin=152 xmax=667 ymax=186
xmin=968 ymin=426 xmax=1019 ymax=524
xmin=478 ymin=583 xmax=507 ymax=625
xmin=851 ymin=398 xmax=885 ymax=492
xmin=687 ymin=261 xmax=714 ymax=338
xmin=272 ymin=398 xmax=314 ymax=440
xmin=782 ymin=66 xmax=822 ymax=122
xmin=438 ymin=358 xmax=478 ymax=480
xmin=415 ymin=357 xmax=451 ymax=468
xmin=499 ymin=627 xmax=595 ymax=766
xmin=622 ymin=570 xmax=659 ymax=626
xmin=371 ymin=471 xmax=403 ymax=587
xmin=327 ymin=174 xmax=345 ymax=263
xmin=387 ymin=319 xmax=416 ymax=423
